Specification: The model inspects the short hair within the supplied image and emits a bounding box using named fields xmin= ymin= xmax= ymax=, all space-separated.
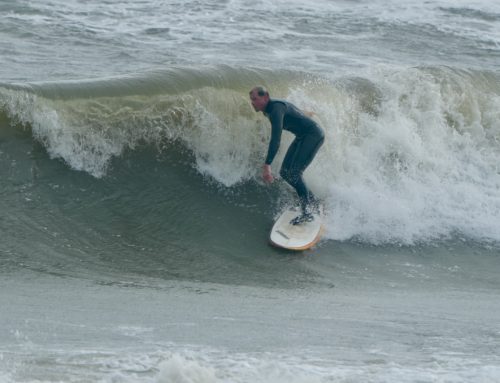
xmin=250 ymin=86 xmax=269 ymax=97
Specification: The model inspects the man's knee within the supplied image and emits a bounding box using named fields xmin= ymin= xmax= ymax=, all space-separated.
xmin=280 ymin=167 xmax=300 ymax=186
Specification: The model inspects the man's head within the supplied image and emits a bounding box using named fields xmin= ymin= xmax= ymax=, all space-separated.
xmin=249 ymin=86 xmax=270 ymax=112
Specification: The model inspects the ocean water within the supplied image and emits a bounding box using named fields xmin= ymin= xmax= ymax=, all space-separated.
xmin=1 ymin=0 xmax=500 ymax=382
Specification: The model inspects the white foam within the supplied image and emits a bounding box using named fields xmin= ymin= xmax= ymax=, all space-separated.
xmin=154 ymin=350 xmax=500 ymax=383
xmin=157 ymin=354 xmax=217 ymax=383
xmin=2 ymin=347 xmax=499 ymax=383
xmin=178 ymin=88 xmax=261 ymax=187
xmin=54 ymin=349 xmax=500 ymax=383
xmin=294 ymin=67 xmax=500 ymax=245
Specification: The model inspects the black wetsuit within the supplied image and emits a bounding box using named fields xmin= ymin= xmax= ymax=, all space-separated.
xmin=264 ymin=99 xmax=325 ymax=213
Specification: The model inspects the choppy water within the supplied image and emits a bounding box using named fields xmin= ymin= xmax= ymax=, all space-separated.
xmin=1 ymin=0 xmax=500 ymax=382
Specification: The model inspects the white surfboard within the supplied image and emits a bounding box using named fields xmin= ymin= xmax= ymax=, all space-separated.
xmin=269 ymin=207 xmax=324 ymax=251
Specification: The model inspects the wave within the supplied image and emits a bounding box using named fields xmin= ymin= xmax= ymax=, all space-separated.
xmin=0 ymin=66 xmax=308 ymax=180
xmin=1 ymin=65 xmax=500 ymax=245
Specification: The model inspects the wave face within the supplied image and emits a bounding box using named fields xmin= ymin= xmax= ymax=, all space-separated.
xmin=1 ymin=65 xmax=500 ymax=247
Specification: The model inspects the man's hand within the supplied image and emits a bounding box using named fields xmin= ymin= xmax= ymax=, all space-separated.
xmin=262 ymin=164 xmax=274 ymax=183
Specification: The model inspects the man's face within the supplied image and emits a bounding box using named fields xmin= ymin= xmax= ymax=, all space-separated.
xmin=249 ymin=90 xmax=269 ymax=112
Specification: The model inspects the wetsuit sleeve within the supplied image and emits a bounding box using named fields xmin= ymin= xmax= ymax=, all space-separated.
xmin=265 ymin=103 xmax=286 ymax=165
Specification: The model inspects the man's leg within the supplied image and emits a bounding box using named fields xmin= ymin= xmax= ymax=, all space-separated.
xmin=280 ymin=135 xmax=324 ymax=217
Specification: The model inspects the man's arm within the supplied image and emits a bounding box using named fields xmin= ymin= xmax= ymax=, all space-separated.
xmin=265 ymin=103 xmax=286 ymax=165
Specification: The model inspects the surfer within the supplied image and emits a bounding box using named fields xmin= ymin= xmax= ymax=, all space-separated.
xmin=249 ymin=86 xmax=325 ymax=225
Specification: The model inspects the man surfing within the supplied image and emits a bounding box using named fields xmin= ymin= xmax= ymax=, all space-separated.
xmin=249 ymin=86 xmax=325 ymax=225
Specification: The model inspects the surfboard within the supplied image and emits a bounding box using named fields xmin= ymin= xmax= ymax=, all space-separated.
xmin=269 ymin=207 xmax=324 ymax=251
